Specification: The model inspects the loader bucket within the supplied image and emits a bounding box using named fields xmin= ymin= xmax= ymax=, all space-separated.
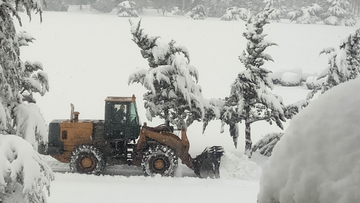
xmin=193 ymin=146 xmax=224 ymax=178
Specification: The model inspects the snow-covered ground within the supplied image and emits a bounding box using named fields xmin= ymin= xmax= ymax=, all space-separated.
xmin=15 ymin=6 xmax=359 ymax=203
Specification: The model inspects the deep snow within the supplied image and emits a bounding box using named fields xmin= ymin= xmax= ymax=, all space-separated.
xmin=258 ymin=78 xmax=360 ymax=203
xmin=13 ymin=5 xmax=360 ymax=203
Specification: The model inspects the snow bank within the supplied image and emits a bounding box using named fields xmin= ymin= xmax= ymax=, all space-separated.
xmin=258 ymin=78 xmax=360 ymax=203
xmin=220 ymin=152 xmax=261 ymax=180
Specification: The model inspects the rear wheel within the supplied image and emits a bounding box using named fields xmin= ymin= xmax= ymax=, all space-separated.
xmin=70 ymin=145 xmax=105 ymax=174
xmin=142 ymin=145 xmax=178 ymax=176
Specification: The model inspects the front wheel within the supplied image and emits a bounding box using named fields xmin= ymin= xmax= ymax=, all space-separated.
xmin=69 ymin=145 xmax=105 ymax=174
xmin=141 ymin=145 xmax=178 ymax=176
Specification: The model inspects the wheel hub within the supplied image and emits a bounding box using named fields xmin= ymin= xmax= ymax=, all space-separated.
xmin=81 ymin=157 xmax=93 ymax=168
xmin=154 ymin=159 xmax=165 ymax=170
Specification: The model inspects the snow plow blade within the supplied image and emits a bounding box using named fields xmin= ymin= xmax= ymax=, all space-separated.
xmin=193 ymin=146 xmax=224 ymax=178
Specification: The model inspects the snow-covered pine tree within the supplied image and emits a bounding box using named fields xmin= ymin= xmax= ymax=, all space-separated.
xmin=252 ymin=132 xmax=283 ymax=156
xmin=0 ymin=0 xmax=53 ymax=202
xmin=128 ymin=20 xmax=218 ymax=129
xmin=323 ymin=0 xmax=356 ymax=26
xmin=220 ymin=6 xmax=248 ymax=21
xmin=186 ymin=0 xmax=207 ymax=20
xmin=288 ymin=3 xmax=323 ymax=24
xmin=308 ymin=28 xmax=360 ymax=99
xmin=186 ymin=5 xmax=207 ymax=20
xmin=207 ymin=0 xmax=230 ymax=17
xmin=117 ymin=1 xmax=138 ymax=17
xmin=264 ymin=0 xmax=283 ymax=21
xmin=221 ymin=2 xmax=286 ymax=158
xmin=0 ymin=0 xmax=49 ymax=148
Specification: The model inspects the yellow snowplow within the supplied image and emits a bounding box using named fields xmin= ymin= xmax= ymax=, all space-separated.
xmin=42 ymin=95 xmax=224 ymax=178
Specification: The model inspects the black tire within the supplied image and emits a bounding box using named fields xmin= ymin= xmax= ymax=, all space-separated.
xmin=141 ymin=145 xmax=178 ymax=176
xmin=69 ymin=145 xmax=105 ymax=174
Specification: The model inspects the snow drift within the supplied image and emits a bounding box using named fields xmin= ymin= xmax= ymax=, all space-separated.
xmin=258 ymin=78 xmax=360 ymax=203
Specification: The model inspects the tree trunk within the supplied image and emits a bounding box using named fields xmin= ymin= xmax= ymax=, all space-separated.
xmin=245 ymin=121 xmax=252 ymax=158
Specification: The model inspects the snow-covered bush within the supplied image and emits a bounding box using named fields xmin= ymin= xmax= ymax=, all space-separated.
xmin=252 ymin=132 xmax=283 ymax=156
xmin=258 ymin=78 xmax=360 ymax=203
xmin=0 ymin=134 xmax=54 ymax=203
xmin=128 ymin=20 xmax=218 ymax=129
xmin=270 ymin=66 xmax=303 ymax=85
xmin=323 ymin=0 xmax=356 ymax=26
xmin=171 ymin=6 xmax=183 ymax=15
xmin=220 ymin=7 xmax=248 ymax=21
xmin=280 ymin=72 xmax=301 ymax=86
xmin=186 ymin=5 xmax=207 ymax=20
xmin=208 ymin=0 xmax=229 ymax=18
xmin=43 ymin=0 xmax=69 ymax=11
xmin=91 ymin=0 xmax=115 ymax=13
xmin=288 ymin=4 xmax=323 ymax=24
xmin=117 ymin=1 xmax=138 ymax=17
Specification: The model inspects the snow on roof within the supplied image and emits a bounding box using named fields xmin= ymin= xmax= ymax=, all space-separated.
xmin=105 ymin=95 xmax=136 ymax=102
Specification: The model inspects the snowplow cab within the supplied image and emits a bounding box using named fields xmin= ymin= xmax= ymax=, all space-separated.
xmin=104 ymin=95 xmax=140 ymax=140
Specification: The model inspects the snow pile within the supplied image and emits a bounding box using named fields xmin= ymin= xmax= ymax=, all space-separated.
xmin=220 ymin=152 xmax=261 ymax=180
xmin=258 ymin=78 xmax=360 ymax=203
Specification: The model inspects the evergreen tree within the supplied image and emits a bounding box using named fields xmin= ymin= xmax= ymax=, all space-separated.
xmin=117 ymin=1 xmax=138 ymax=17
xmin=207 ymin=0 xmax=230 ymax=17
xmin=221 ymin=2 xmax=286 ymax=158
xmin=0 ymin=0 xmax=49 ymax=148
xmin=323 ymin=0 xmax=356 ymax=26
xmin=186 ymin=0 xmax=206 ymax=19
xmin=220 ymin=6 xmax=248 ymax=21
xmin=128 ymin=20 xmax=218 ymax=129
xmin=288 ymin=3 xmax=323 ymax=24
xmin=0 ymin=0 xmax=53 ymax=202
xmin=309 ymin=28 xmax=360 ymax=98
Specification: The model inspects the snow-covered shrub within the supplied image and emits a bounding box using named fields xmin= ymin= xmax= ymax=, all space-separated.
xmin=220 ymin=7 xmax=248 ymax=21
xmin=91 ymin=0 xmax=115 ymax=13
xmin=280 ymin=72 xmax=301 ymax=86
xmin=252 ymin=132 xmax=283 ymax=156
xmin=117 ymin=1 xmax=138 ymax=17
xmin=323 ymin=0 xmax=356 ymax=26
xmin=128 ymin=20 xmax=218 ymax=129
xmin=186 ymin=5 xmax=206 ymax=20
xmin=258 ymin=78 xmax=360 ymax=203
xmin=288 ymin=4 xmax=323 ymax=24
xmin=208 ymin=0 xmax=229 ymax=18
xmin=171 ymin=6 xmax=183 ymax=15
xmin=43 ymin=0 xmax=69 ymax=11
xmin=0 ymin=134 xmax=54 ymax=203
